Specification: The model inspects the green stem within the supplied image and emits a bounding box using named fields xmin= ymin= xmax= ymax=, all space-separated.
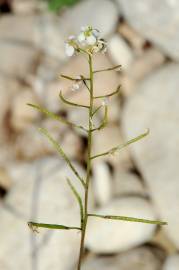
xmin=77 ymin=54 xmax=94 ymax=270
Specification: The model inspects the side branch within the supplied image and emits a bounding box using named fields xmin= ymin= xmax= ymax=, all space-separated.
xmin=91 ymin=106 xmax=108 ymax=132
xmin=59 ymin=91 xmax=90 ymax=109
xmin=94 ymin=85 xmax=121 ymax=99
xmin=60 ymin=74 xmax=90 ymax=81
xmin=88 ymin=214 xmax=167 ymax=226
xmin=39 ymin=128 xmax=86 ymax=188
xmin=27 ymin=103 xmax=87 ymax=132
xmin=67 ymin=178 xmax=84 ymax=228
xmin=91 ymin=129 xmax=149 ymax=159
xmin=93 ymin=64 xmax=121 ymax=74
xmin=28 ymin=222 xmax=81 ymax=232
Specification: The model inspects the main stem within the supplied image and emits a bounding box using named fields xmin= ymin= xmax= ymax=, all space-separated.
xmin=77 ymin=54 xmax=94 ymax=270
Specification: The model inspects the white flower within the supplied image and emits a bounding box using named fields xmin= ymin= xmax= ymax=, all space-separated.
xmin=86 ymin=35 xmax=96 ymax=45
xmin=65 ymin=43 xmax=75 ymax=57
xmin=81 ymin=26 xmax=88 ymax=31
xmin=78 ymin=32 xmax=86 ymax=43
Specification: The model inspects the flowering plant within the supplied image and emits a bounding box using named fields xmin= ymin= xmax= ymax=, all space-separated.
xmin=27 ymin=26 xmax=167 ymax=270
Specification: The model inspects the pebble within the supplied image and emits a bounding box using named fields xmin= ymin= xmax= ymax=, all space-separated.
xmin=113 ymin=170 xmax=146 ymax=197
xmin=118 ymin=22 xmax=145 ymax=55
xmin=163 ymin=254 xmax=179 ymax=270
xmin=117 ymin=0 xmax=179 ymax=60
xmin=83 ymin=246 xmax=164 ymax=270
xmin=92 ymin=161 xmax=113 ymax=206
xmin=59 ymin=0 xmax=119 ymax=38
xmin=122 ymin=63 xmax=179 ymax=249
xmin=0 ymin=158 xmax=88 ymax=269
xmin=108 ymin=34 xmax=134 ymax=70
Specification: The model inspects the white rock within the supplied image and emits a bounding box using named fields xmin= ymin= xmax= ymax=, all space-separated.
xmin=86 ymin=197 xmax=156 ymax=253
xmin=122 ymin=63 xmax=179 ymax=248
xmin=127 ymin=48 xmax=165 ymax=82
xmin=83 ymin=246 xmax=164 ymax=270
xmin=118 ymin=22 xmax=145 ymax=55
xmin=117 ymin=0 xmax=179 ymax=60
xmin=163 ymin=254 xmax=179 ymax=270
xmin=0 ymin=158 xmax=89 ymax=270
xmin=36 ymin=14 xmax=66 ymax=60
xmin=92 ymin=161 xmax=112 ymax=205
xmin=108 ymin=34 xmax=134 ymax=70
xmin=0 ymin=206 xmax=80 ymax=270
xmin=59 ymin=0 xmax=119 ymax=38
xmin=113 ymin=170 xmax=146 ymax=197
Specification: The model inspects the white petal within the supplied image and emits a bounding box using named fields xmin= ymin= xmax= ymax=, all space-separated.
xmin=68 ymin=35 xmax=75 ymax=40
xmin=65 ymin=44 xmax=75 ymax=57
xmin=86 ymin=35 xmax=96 ymax=45
xmin=78 ymin=33 xmax=86 ymax=43
xmin=81 ymin=26 xmax=88 ymax=31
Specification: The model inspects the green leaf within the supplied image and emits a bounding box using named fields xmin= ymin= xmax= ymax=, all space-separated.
xmin=66 ymin=178 xmax=84 ymax=226
xmin=39 ymin=127 xmax=86 ymax=187
xmin=48 ymin=0 xmax=80 ymax=12
xmin=27 ymin=103 xmax=87 ymax=132
xmin=88 ymin=214 xmax=167 ymax=226
xmin=91 ymin=129 xmax=150 ymax=159
xmin=28 ymin=222 xmax=81 ymax=232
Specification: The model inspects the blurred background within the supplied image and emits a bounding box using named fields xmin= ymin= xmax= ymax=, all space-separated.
xmin=0 ymin=0 xmax=179 ymax=269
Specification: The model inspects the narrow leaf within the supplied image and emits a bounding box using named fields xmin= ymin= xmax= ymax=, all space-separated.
xmin=27 ymin=103 xmax=87 ymax=132
xmin=91 ymin=105 xmax=108 ymax=132
xmin=88 ymin=214 xmax=167 ymax=225
xmin=91 ymin=129 xmax=150 ymax=159
xmin=93 ymin=64 xmax=121 ymax=74
xmin=59 ymin=91 xmax=89 ymax=109
xmin=94 ymin=85 xmax=121 ymax=99
xmin=39 ymin=128 xmax=85 ymax=188
xmin=28 ymin=222 xmax=81 ymax=232
xmin=66 ymin=178 xmax=84 ymax=227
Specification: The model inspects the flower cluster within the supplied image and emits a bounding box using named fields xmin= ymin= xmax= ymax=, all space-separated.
xmin=65 ymin=26 xmax=107 ymax=57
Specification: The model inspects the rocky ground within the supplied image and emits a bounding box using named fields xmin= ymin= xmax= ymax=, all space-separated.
xmin=0 ymin=0 xmax=179 ymax=269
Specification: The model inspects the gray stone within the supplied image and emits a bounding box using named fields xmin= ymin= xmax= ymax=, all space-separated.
xmin=0 ymin=158 xmax=88 ymax=270
xmin=83 ymin=246 xmax=164 ymax=270
xmin=108 ymin=34 xmax=134 ymax=70
xmin=113 ymin=170 xmax=146 ymax=197
xmin=163 ymin=254 xmax=179 ymax=270
xmin=117 ymin=0 xmax=179 ymax=60
xmin=85 ymin=197 xmax=156 ymax=253
xmin=92 ymin=161 xmax=113 ymax=206
xmin=122 ymin=63 xmax=179 ymax=248
xmin=59 ymin=0 xmax=119 ymax=38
